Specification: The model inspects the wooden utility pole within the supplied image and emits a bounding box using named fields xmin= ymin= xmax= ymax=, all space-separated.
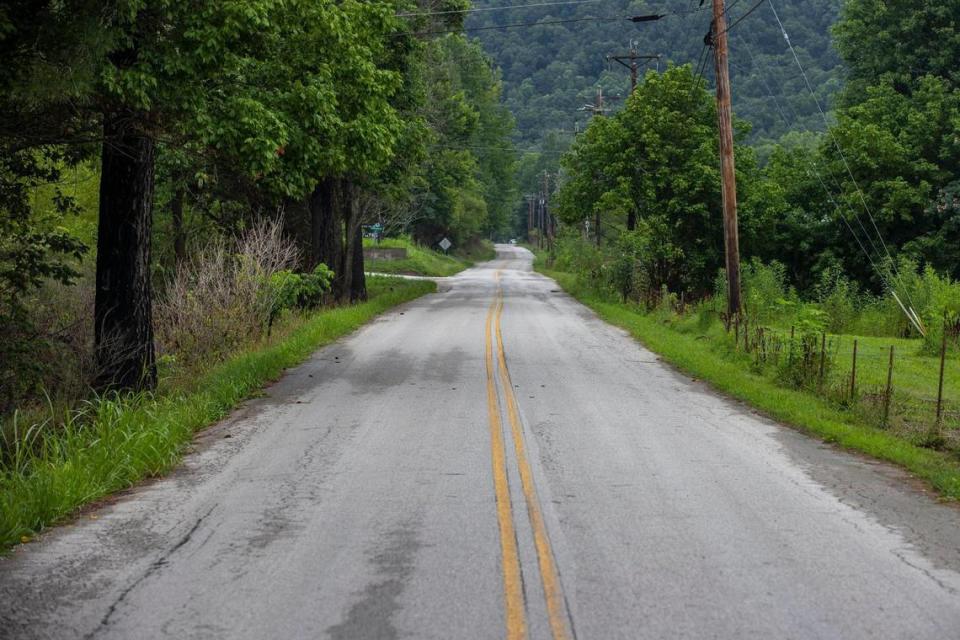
xmin=526 ymin=195 xmax=535 ymax=243
xmin=537 ymin=190 xmax=545 ymax=249
xmin=607 ymin=48 xmax=661 ymax=93
xmin=542 ymin=172 xmax=551 ymax=247
xmin=712 ymin=0 xmax=742 ymax=317
xmin=579 ymin=86 xmax=616 ymax=118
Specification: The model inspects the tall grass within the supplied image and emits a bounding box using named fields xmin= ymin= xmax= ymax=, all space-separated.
xmin=0 ymin=277 xmax=435 ymax=550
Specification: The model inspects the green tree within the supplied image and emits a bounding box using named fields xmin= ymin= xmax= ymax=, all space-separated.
xmin=1 ymin=0 xmax=414 ymax=390
xmin=558 ymin=66 xmax=761 ymax=294
xmin=834 ymin=0 xmax=960 ymax=104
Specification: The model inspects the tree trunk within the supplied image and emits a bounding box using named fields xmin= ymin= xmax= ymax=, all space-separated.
xmin=309 ymin=177 xmax=343 ymax=298
xmin=350 ymin=222 xmax=367 ymax=302
xmin=342 ymin=181 xmax=367 ymax=303
xmin=94 ymin=110 xmax=157 ymax=391
xmin=627 ymin=208 xmax=637 ymax=232
xmin=171 ymin=187 xmax=186 ymax=264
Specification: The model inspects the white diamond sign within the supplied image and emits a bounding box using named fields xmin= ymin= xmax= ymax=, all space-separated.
xmin=439 ymin=237 xmax=452 ymax=252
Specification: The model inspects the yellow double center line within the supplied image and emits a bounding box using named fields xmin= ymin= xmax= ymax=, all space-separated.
xmin=485 ymin=271 xmax=572 ymax=640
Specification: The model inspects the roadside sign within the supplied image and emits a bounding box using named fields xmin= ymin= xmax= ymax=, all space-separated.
xmin=439 ymin=237 xmax=452 ymax=252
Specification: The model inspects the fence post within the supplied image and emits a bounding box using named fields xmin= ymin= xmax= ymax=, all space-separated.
xmin=819 ymin=332 xmax=826 ymax=386
xmin=788 ymin=326 xmax=795 ymax=366
xmin=884 ymin=345 xmax=894 ymax=425
xmin=936 ymin=323 xmax=948 ymax=429
xmin=850 ymin=339 xmax=858 ymax=399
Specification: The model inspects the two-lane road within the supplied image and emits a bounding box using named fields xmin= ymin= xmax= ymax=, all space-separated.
xmin=3 ymin=245 xmax=960 ymax=639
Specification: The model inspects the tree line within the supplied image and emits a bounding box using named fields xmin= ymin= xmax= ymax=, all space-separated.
xmin=0 ymin=0 xmax=517 ymax=410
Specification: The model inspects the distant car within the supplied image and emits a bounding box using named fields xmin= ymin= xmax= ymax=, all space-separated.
xmin=509 ymin=239 xmax=517 ymax=245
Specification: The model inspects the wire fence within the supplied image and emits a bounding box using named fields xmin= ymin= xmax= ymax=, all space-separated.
xmin=727 ymin=315 xmax=959 ymax=450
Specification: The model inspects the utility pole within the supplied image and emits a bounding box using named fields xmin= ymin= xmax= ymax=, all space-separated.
xmin=579 ymin=86 xmax=617 ymax=118
xmin=542 ymin=172 xmax=553 ymax=249
xmin=712 ymin=0 xmax=742 ymax=318
xmin=525 ymin=195 xmax=535 ymax=243
xmin=578 ymin=86 xmax=615 ymax=247
xmin=606 ymin=47 xmax=660 ymax=236
xmin=607 ymin=46 xmax=661 ymax=93
xmin=537 ymin=190 xmax=545 ymax=249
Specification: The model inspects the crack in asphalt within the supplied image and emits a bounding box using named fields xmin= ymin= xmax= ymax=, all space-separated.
xmin=84 ymin=504 xmax=217 ymax=639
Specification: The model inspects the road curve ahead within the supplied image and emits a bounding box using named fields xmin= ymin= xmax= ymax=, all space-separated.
xmin=3 ymin=245 xmax=960 ymax=640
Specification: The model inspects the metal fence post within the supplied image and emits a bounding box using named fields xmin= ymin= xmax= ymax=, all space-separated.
xmin=936 ymin=324 xmax=948 ymax=429
xmin=819 ymin=332 xmax=826 ymax=386
xmin=850 ymin=339 xmax=858 ymax=399
xmin=884 ymin=345 xmax=894 ymax=425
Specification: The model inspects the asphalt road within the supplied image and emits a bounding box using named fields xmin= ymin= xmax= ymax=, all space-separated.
xmin=3 ymin=245 xmax=960 ymax=639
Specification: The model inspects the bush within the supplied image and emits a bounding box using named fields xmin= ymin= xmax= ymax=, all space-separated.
xmin=553 ymin=232 xmax=605 ymax=290
xmin=268 ymin=263 xmax=335 ymax=329
xmin=871 ymin=258 xmax=960 ymax=341
xmin=774 ymin=307 xmax=830 ymax=390
xmin=0 ymin=272 xmax=96 ymax=415
xmin=814 ymin=265 xmax=860 ymax=333
xmin=742 ymin=259 xmax=795 ymax=326
xmin=155 ymin=217 xmax=299 ymax=372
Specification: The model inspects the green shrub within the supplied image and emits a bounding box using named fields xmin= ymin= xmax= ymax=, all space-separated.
xmin=814 ymin=265 xmax=860 ymax=333
xmin=268 ymin=263 xmax=335 ymax=328
xmin=742 ymin=259 xmax=795 ymax=326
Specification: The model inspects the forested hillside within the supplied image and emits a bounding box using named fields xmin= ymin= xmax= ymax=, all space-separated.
xmin=469 ymin=0 xmax=843 ymax=146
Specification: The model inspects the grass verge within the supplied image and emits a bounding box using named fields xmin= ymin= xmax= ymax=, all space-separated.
xmin=364 ymin=236 xmax=493 ymax=276
xmin=539 ymin=267 xmax=960 ymax=500
xmin=0 ymin=277 xmax=436 ymax=551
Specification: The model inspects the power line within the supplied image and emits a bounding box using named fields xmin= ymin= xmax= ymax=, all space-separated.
xmin=766 ymin=0 xmax=924 ymax=331
xmin=398 ymin=14 xmax=630 ymax=37
xmin=396 ymin=3 xmax=716 ymax=37
xmin=687 ymin=12 xmax=714 ymax=105
xmin=737 ymin=11 xmax=924 ymax=334
xmin=734 ymin=34 xmax=898 ymax=299
xmin=430 ymin=143 xmax=569 ymax=155
xmin=717 ymin=0 xmax=767 ymax=37
xmin=396 ymin=0 xmax=601 ymax=18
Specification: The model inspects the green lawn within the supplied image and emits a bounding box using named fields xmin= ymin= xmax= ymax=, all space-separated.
xmin=828 ymin=334 xmax=958 ymax=404
xmin=539 ymin=267 xmax=960 ymax=501
xmin=731 ymin=324 xmax=960 ymax=440
xmin=0 ymin=276 xmax=436 ymax=551
xmin=364 ymin=236 xmax=493 ymax=276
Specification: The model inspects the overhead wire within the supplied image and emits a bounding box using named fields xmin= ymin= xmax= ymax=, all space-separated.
xmin=430 ymin=143 xmax=569 ymax=155
xmin=707 ymin=0 xmax=923 ymax=333
xmin=729 ymin=3 xmax=917 ymax=326
xmin=733 ymin=34 xmax=905 ymax=313
xmin=396 ymin=0 xmax=602 ymax=18
xmin=716 ymin=0 xmax=767 ymax=37
xmin=398 ymin=14 xmax=628 ymax=37
xmin=690 ymin=40 xmax=711 ymax=98
xmin=765 ymin=0 xmax=924 ymax=333
xmin=399 ymin=0 xmax=713 ymax=37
